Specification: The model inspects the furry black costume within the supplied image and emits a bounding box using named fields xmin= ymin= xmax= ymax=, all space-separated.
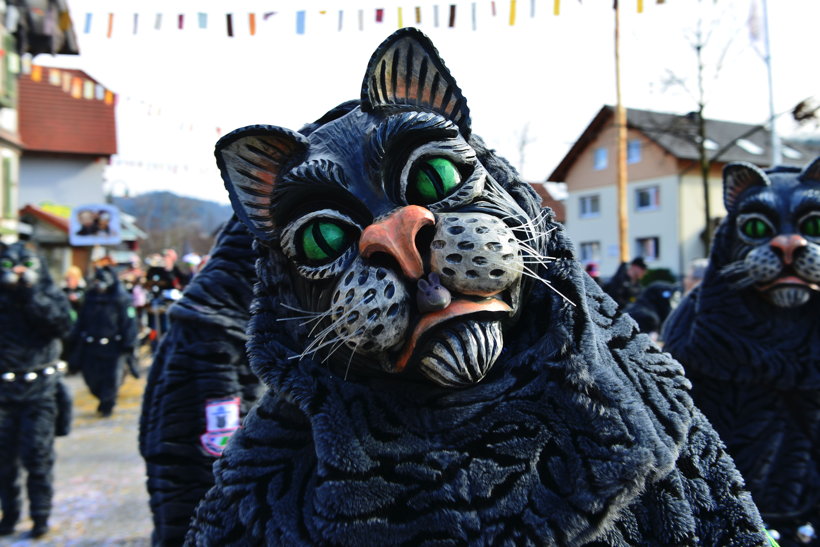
xmin=0 ymin=242 xmax=73 ymax=537
xmin=663 ymin=159 xmax=820 ymax=546
xmin=67 ymin=265 xmax=138 ymax=416
xmin=623 ymin=281 xmax=680 ymax=339
xmin=140 ymin=217 xmax=262 ymax=546
xmin=186 ymin=29 xmax=770 ymax=545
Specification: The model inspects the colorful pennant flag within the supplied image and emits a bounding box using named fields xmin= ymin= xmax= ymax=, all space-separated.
xmin=448 ymin=5 xmax=456 ymax=27
xmin=107 ymin=12 xmax=113 ymax=38
xmin=104 ymin=90 xmax=114 ymax=105
xmin=296 ymin=11 xmax=305 ymax=34
xmin=31 ymin=64 xmax=42 ymax=82
xmin=554 ymin=0 xmax=560 ymax=15
xmin=48 ymin=68 xmax=61 ymax=85
xmin=83 ymin=79 xmax=94 ymax=99
xmin=83 ymin=12 xmax=91 ymax=33
xmin=510 ymin=0 xmax=517 ymax=25
xmin=398 ymin=7 xmax=403 ymax=28
xmin=154 ymin=13 xmax=162 ymax=30
xmin=226 ymin=13 xmax=233 ymax=36
xmin=178 ymin=14 xmax=184 ymax=29
xmin=375 ymin=8 xmax=384 ymax=23
xmin=249 ymin=13 xmax=257 ymax=35
xmin=71 ymin=77 xmax=82 ymax=98
xmin=198 ymin=12 xmax=207 ymax=28
xmin=637 ymin=0 xmax=644 ymax=12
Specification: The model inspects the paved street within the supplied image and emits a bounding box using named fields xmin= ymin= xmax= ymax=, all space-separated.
xmin=0 ymin=353 xmax=153 ymax=546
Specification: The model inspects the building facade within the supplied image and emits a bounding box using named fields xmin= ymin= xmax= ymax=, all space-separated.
xmin=550 ymin=106 xmax=820 ymax=279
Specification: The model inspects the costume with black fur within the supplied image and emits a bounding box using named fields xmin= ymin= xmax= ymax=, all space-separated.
xmin=67 ymin=265 xmax=138 ymax=416
xmin=140 ymin=216 xmax=262 ymax=546
xmin=623 ymin=281 xmax=680 ymax=337
xmin=663 ymin=159 xmax=820 ymax=546
xmin=186 ymin=29 xmax=768 ymax=546
xmin=0 ymin=242 xmax=73 ymax=537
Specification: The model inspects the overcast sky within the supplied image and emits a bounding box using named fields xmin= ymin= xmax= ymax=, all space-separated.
xmin=35 ymin=0 xmax=820 ymax=204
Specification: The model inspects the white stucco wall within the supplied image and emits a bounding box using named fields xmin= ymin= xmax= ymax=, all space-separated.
xmin=678 ymin=171 xmax=726 ymax=273
xmin=565 ymin=175 xmax=681 ymax=279
xmin=19 ymin=156 xmax=106 ymax=209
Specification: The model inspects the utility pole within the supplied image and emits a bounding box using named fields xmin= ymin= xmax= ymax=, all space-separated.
xmin=760 ymin=0 xmax=781 ymax=166
xmin=614 ymin=0 xmax=629 ymax=263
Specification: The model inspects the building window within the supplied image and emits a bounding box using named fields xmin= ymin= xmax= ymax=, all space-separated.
xmin=627 ymin=139 xmax=641 ymax=164
xmin=579 ymin=241 xmax=601 ymax=263
xmin=579 ymin=194 xmax=600 ymax=218
xmin=635 ymin=185 xmax=659 ymax=212
xmin=593 ymin=147 xmax=608 ymax=170
xmin=636 ymin=236 xmax=660 ymax=261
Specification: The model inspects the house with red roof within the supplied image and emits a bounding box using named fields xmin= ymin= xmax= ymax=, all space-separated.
xmin=0 ymin=0 xmax=78 ymax=242
xmin=16 ymin=67 xmax=121 ymax=275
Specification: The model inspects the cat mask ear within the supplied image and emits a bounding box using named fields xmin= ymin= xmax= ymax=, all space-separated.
xmin=799 ymin=156 xmax=820 ymax=183
xmin=723 ymin=161 xmax=770 ymax=213
xmin=215 ymin=125 xmax=308 ymax=241
xmin=361 ymin=27 xmax=471 ymax=138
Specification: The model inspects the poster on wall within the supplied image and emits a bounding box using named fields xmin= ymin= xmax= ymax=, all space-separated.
xmin=68 ymin=204 xmax=122 ymax=246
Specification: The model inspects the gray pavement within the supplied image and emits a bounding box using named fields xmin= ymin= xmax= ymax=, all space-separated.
xmin=0 ymin=354 xmax=154 ymax=546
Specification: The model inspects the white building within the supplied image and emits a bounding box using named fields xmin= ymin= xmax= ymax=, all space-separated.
xmin=549 ymin=106 xmax=820 ymax=280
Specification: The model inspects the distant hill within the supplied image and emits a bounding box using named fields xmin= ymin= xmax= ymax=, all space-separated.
xmin=113 ymin=191 xmax=233 ymax=256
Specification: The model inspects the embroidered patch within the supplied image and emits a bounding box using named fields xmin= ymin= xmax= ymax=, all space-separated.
xmin=200 ymin=431 xmax=236 ymax=457
xmin=200 ymin=397 xmax=241 ymax=457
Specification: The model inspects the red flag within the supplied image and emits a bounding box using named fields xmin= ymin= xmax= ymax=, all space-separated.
xmin=375 ymin=8 xmax=384 ymax=22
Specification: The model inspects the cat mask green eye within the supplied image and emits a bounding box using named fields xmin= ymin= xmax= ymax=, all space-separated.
xmin=0 ymin=259 xmax=11 ymax=269
xmin=411 ymin=157 xmax=462 ymax=205
xmin=301 ymin=220 xmax=350 ymax=263
xmin=799 ymin=214 xmax=820 ymax=238
xmin=740 ymin=216 xmax=774 ymax=239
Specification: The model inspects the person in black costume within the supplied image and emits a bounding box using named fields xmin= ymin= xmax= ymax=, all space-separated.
xmin=139 ymin=216 xmax=262 ymax=546
xmin=185 ymin=29 xmax=771 ymax=546
xmin=67 ymin=264 xmax=138 ymax=416
xmin=663 ymin=159 xmax=820 ymax=546
xmin=603 ymin=256 xmax=647 ymax=309
xmin=623 ymin=280 xmax=680 ymax=340
xmin=0 ymin=242 xmax=73 ymax=538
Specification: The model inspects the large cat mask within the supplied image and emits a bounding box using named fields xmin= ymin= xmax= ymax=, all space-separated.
xmin=720 ymin=158 xmax=820 ymax=308
xmin=218 ymin=28 xmax=544 ymax=387
xmin=188 ymin=28 xmax=769 ymax=545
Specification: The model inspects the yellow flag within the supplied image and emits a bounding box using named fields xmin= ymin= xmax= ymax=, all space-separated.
xmin=31 ymin=65 xmax=42 ymax=82
xmin=509 ymin=0 xmax=516 ymax=25
xmin=398 ymin=7 xmax=403 ymax=27
xmin=637 ymin=0 xmax=644 ymax=13
xmin=554 ymin=0 xmax=560 ymax=15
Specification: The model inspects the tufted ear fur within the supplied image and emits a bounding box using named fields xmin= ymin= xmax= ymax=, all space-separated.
xmin=361 ymin=27 xmax=471 ymax=139
xmin=723 ymin=161 xmax=770 ymax=213
xmin=215 ymin=125 xmax=309 ymax=241
xmin=799 ymin=156 xmax=820 ymax=183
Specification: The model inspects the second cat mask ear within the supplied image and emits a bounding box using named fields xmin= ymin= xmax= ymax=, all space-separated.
xmin=215 ymin=125 xmax=308 ymax=241
xmin=361 ymin=27 xmax=471 ymax=139
xmin=723 ymin=161 xmax=770 ymax=214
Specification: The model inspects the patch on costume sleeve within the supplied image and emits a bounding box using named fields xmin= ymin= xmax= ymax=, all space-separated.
xmin=200 ymin=397 xmax=241 ymax=457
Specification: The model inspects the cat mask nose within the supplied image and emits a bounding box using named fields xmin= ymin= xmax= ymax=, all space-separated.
xmin=770 ymin=234 xmax=808 ymax=265
xmin=359 ymin=205 xmax=435 ymax=280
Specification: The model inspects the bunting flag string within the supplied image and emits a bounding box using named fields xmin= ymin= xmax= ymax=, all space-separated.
xmin=78 ymin=1 xmax=663 ymax=39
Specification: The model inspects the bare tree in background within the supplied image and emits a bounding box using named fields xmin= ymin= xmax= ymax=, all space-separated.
xmin=516 ymin=123 xmax=536 ymax=177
